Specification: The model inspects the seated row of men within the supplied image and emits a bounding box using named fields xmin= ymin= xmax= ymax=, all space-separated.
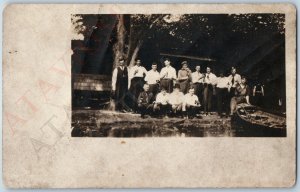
xmin=138 ymin=84 xmax=201 ymax=119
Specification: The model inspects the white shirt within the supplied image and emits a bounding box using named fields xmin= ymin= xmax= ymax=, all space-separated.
xmin=228 ymin=73 xmax=241 ymax=88
xmin=191 ymin=71 xmax=204 ymax=83
xmin=216 ymin=77 xmax=230 ymax=88
xmin=145 ymin=70 xmax=160 ymax=84
xmin=155 ymin=92 xmax=170 ymax=105
xmin=169 ymin=91 xmax=184 ymax=105
xmin=111 ymin=66 xmax=130 ymax=91
xmin=182 ymin=93 xmax=200 ymax=111
xmin=203 ymin=72 xmax=217 ymax=85
xmin=160 ymin=66 xmax=177 ymax=80
xmin=129 ymin=65 xmax=147 ymax=79
xmin=183 ymin=93 xmax=200 ymax=106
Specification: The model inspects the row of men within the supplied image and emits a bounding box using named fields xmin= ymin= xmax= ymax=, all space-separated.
xmin=111 ymin=56 xmax=250 ymax=116
xmin=138 ymin=84 xmax=200 ymax=118
xmin=138 ymin=78 xmax=250 ymax=118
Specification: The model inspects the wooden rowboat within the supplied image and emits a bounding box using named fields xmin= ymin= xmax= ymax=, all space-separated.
xmin=233 ymin=103 xmax=286 ymax=137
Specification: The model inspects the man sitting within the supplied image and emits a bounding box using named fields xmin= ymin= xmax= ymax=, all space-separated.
xmin=137 ymin=84 xmax=155 ymax=118
xmin=183 ymin=87 xmax=201 ymax=119
xmin=230 ymin=76 xmax=251 ymax=116
xmin=168 ymin=84 xmax=184 ymax=117
xmin=153 ymin=88 xmax=171 ymax=118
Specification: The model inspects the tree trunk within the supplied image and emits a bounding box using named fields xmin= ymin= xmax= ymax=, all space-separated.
xmin=113 ymin=15 xmax=126 ymax=69
xmin=129 ymin=40 xmax=144 ymax=67
xmin=111 ymin=15 xmax=126 ymax=111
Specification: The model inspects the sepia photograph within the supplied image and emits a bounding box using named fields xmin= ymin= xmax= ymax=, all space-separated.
xmin=3 ymin=4 xmax=296 ymax=188
xmin=71 ymin=13 xmax=286 ymax=137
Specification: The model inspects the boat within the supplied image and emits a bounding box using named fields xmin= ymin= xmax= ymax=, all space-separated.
xmin=232 ymin=103 xmax=286 ymax=137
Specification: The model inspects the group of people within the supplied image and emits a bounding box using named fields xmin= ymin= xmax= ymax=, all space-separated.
xmin=111 ymin=56 xmax=251 ymax=119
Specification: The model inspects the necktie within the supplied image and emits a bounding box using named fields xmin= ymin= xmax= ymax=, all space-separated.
xmin=232 ymin=74 xmax=235 ymax=85
xmin=121 ymin=67 xmax=125 ymax=77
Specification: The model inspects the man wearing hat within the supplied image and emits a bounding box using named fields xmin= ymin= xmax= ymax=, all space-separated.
xmin=111 ymin=56 xmax=130 ymax=112
xmin=128 ymin=59 xmax=147 ymax=112
xmin=159 ymin=58 xmax=177 ymax=93
xmin=177 ymin=61 xmax=192 ymax=94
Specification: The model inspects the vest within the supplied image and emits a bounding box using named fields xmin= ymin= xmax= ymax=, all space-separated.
xmin=116 ymin=66 xmax=128 ymax=88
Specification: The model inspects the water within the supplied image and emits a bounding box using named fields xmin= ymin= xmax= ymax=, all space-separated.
xmin=71 ymin=110 xmax=286 ymax=137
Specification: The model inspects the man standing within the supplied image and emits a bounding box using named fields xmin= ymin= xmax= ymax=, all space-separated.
xmin=129 ymin=59 xmax=147 ymax=112
xmin=160 ymin=58 xmax=177 ymax=93
xmin=137 ymin=84 xmax=155 ymax=118
xmin=191 ymin=65 xmax=204 ymax=107
xmin=228 ymin=67 xmax=241 ymax=98
xmin=111 ymin=56 xmax=130 ymax=112
xmin=216 ymin=72 xmax=230 ymax=117
xmin=183 ymin=87 xmax=201 ymax=119
xmin=203 ymin=67 xmax=217 ymax=115
xmin=145 ymin=62 xmax=160 ymax=97
xmin=177 ymin=61 xmax=192 ymax=94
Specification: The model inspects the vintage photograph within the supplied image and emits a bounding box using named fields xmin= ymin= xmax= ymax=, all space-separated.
xmin=3 ymin=4 xmax=296 ymax=188
xmin=71 ymin=14 xmax=286 ymax=137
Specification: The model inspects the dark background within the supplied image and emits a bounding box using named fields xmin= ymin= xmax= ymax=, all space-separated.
xmin=71 ymin=14 xmax=286 ymax=112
